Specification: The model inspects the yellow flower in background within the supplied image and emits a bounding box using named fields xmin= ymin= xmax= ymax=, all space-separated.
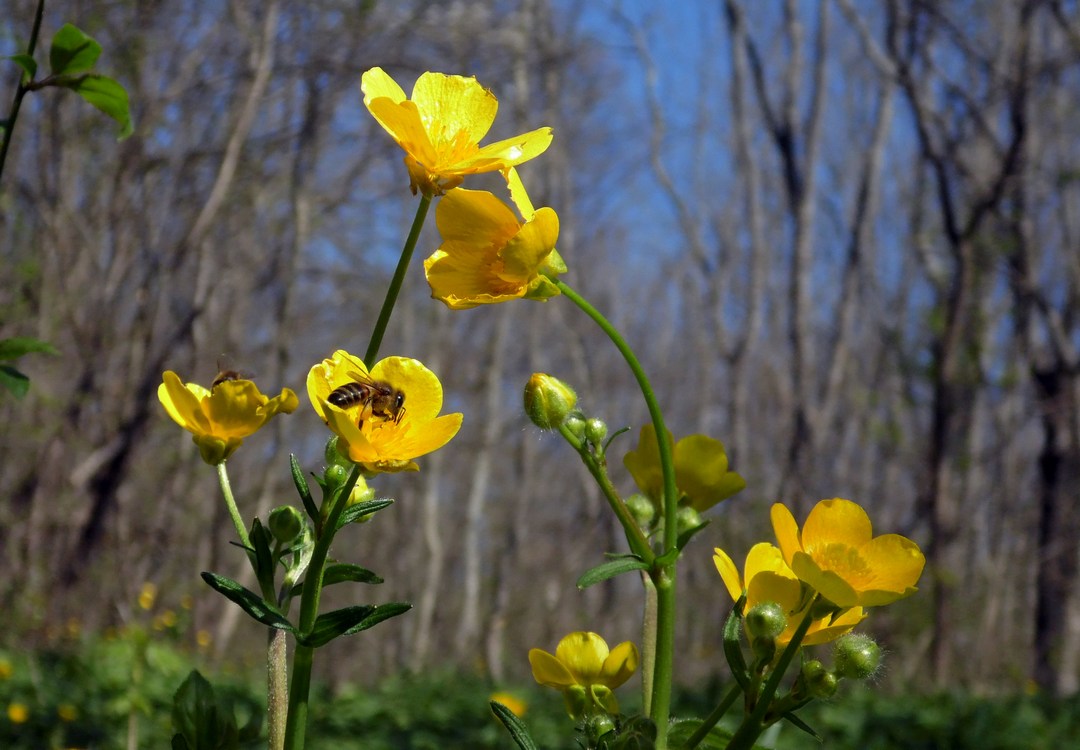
xmin=57 ymin=703 xmax=78 ymax=722
xmin=138 ymin=581 xmax=157 ymax=611
xmin=307 ymin=350 xmax=462 ymax=473
xmin=489 ymin=691 xmax=527 ymax=718
xmin=362 ymin=67 xmax=553 ymax=196
xmin=424 ymin=168 xmax=564 ymax=309
xmin=623 ymin=424 xmax=746 ymax=515
xmin=0 ymin=659 xmax=11 ymax=680
xmin=7 ymin=702 xmax=28 ymax=723
xmin=158 ymin=371 xmax=298 ymax=465
xmin=529 ymin=631 xmax=638 ymax=719
xmin=771 ymin=498 xmax=925 ymax=609
xmin=714 ymin=543 xmax=865 ymax=646
xmin=196 ymin=629 xmax=212 ymax=649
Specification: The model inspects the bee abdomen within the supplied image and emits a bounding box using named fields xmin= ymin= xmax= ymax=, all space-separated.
xmin=328 ymin=382 xmax=368 ymax=407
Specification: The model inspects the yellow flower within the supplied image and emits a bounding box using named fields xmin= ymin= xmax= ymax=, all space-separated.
xmin=138 ymin=582 xmax=157 ymax=611
xmin=623 ymin=424 xmax=746 ymax=515
xmin=489 ymin=691 xmax=527 ymax=718
xmin=7 ymin=702 xmax=29 ymax=723
xmin=196 ymin=629 xmax=212 ymax=649
xmin=424 ymin=169 xmax=564 ymax=309
xmin=529 ymin=631 xmax=638 ymax=719
xmin=0 ymin=659 xmax=11 ymax=680
xmin=714 ymin=543 xmax=865 ymax=646
xmin=307 ymin=350 xmax=463 ymax=473
xmin=158 ymin=371 xmax=298 ymax=465
xmin=57 ymin=703 xmax=78 ymax=722
xmin=362 ymin=67 xmax=553 ymax=196
xmin=771 ymin=498 xmax=925 ymax=609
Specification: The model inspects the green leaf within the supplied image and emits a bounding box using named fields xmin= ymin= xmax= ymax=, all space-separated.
xmin=342 ymin=601 xmax=411 ymax=636
xmin=290 ymin=454 xmax=319 ymax=523
xmin=301 ymin=605 xmax=377 ymax=648
xmin=323 ymin=562 xmax=383 ymax=586
xmin=200 ymin=572 xmax=295 ymax=633
xmin=336 ymin=498 xmax=394 ymax=529
xmin=676 ymin=519 xmax=711 ymax=551
xmin=171 ymin=670 xmax=239 ymax=750
xmin=576 ymin=556 xmax=649 ymax=589
xmin=0 ymin=336 xmax=59 ymax=360
xmin=49 ymin=23 xmax=102 ymax=75
xmin=5 ymin=54 xmax=37 ymax=83
xmin=0 ymin=365 xmax=30 ymax=399
xmin=248 ymin=519 xmax=274 ymax=592
xmin=781 ymin=711 xmax=821 ymax=740
xmin=490 ymin=700 xmax=538 ymax=750
xmin=63 ymin=74 xmax=133 ymax=140
xmin=665 ymin=718 xmax=733 ymax=749
xmin=723 ymin=596 xmax=752 ymax=691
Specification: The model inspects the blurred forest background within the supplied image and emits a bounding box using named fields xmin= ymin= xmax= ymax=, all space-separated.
xmin=2 ymin=0 xmax=1079 ymax=703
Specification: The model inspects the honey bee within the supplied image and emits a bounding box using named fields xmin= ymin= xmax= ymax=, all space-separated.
xmin=327 ymin=372 xmax=406 ymax=426
xmin=211 ymin=369 xmax=246 ymax=388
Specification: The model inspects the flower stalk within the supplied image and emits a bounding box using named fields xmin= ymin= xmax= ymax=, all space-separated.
xmin=554 ymin=278 xmax=678 ymax=747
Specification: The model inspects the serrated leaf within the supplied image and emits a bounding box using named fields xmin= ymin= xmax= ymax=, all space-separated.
xmin=490 ymin=700 xmax=538 ymax=750
xmin=63 ymin=74 xmax=133 ymax=140
xmin=5 ymin=54 xmax=37 ymax=83
xmin=289 ymin=455 xmax=319 ymax=522
xmin=323 ymin=562 xmax=383 ymax=586
xmin=342 ymin=601 xmax=411 ymax=636
xmin=49 ymin=23 xmax=102 ymax=75
xmin=0 ymin=336 xmax=59 ymax=359
xmin=0 ymin=365 xmax=30 ymax=399
xmin=336 ymin=498 xmax=394 ymax=529
xmin=676 ymin=519 xmax=711 ymax=551
xmin=200 ymin=572 xmax=295 ymax=633
xmin=576 ymin=557 xmax=649 ymax=589
xmin=300 ymin=605 xmax=376 ymax=648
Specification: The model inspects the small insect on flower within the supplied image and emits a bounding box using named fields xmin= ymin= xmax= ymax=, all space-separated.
xmin=211 ymin=357 xmax=254 ymax=390
xmin=328 ymin=371 xmax=406 ymax=426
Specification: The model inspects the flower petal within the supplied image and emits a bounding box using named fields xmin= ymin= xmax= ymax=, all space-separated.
xmin=555 ymin=632 xmax=608 ymax=683
xmin=159 ymin=371 xmax=210 ymax=434
xmin=529 ymin=648 xmax=576 ymax=688
xmin=436 ymin=188 xmax=518 ymax=245
xmin=499 ymin=207 xmax=559 ymax=281
xmin=411 ymin=71 xmax=498 ymax=150
xmin=802 ymin=498 xmax=873 ymax=548
xmin=770 ymin=503 xmax=802 ymax=566
xmin=599 ymin=641 xmax=638 ymax=689
xmin=713 ymin=547 xmax=744 ymax=603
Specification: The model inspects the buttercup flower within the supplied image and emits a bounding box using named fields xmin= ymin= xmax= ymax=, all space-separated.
xmin=424 ymin=169 xmax=564 ymax=308
xmin=158 ymin=371 xmax=298 ymax=465
xmin=307 ymin=350 xmax=462 ymax=473
xmin=529 ymin=631 xmax=638 ymax=719
xmin=362 ymin=67 xmax=553 ymax=195
xmin=771 ymin=498 xmax=925 ymax=609
xmin=623 ymin=424 xmax=746 ymax=516
xmin=714 ymin=543 xmax=865 ymax=646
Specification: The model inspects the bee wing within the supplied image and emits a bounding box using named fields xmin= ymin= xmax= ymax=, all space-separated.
xmin=343 ymin=369 xmax=376 ymax=386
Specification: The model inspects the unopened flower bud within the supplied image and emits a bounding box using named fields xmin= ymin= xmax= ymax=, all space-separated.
xmin=523 ymin=373 xmax=577 ymax=429
xmin=346 ymin=475 xmax=376 ymax=508
xmin=834 ymin=633 xmax=882 ymax=680
xmin=323 ymin=464 xmax=349 ymax=491
xmin=586 ymin=713 xmax=616 ymax=743
xmin=745 ymin=601 xmax=786 ymax=641
xmin=626 ymin=493 xmax=656 ymax=528
xmin=676 ymin=505 xmax=702 ymax=534
xmin=324 ymin=436 xmax=351 ymax=468
xmin=800 ymin=659 xmax=839 ymax=698
xmin=564 ymin=414 xmax=587 ymax=441
xmin=268 ymin=505 xmax=304 ymax=544
xmin=585 ymin=418 xmax=608 ymax=445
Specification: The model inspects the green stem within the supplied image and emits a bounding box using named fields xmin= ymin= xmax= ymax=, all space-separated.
xmin=558 ymin=422 xmax=653 ymax=563
xmin=216 ymin=462 xmax=251 ymax=548
xmin=268 ymin=628 xmax=288 ymax=750
xmin=641 ymin=573 xmax=657 ymax=717
xmin=364 ymin=194 xmax=432 ymax=365
xmin=282 ymin=464 xmax=361 ymax=750
xmin=679 ymin=682 xmax=741 ymax=750
xmin=725 ymin=604 xmax=816 ymax=750
xmin=0 ymin=0 xmax=45 ymax=185
xmin=555 ymin=279 xmax=678 ymax=748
